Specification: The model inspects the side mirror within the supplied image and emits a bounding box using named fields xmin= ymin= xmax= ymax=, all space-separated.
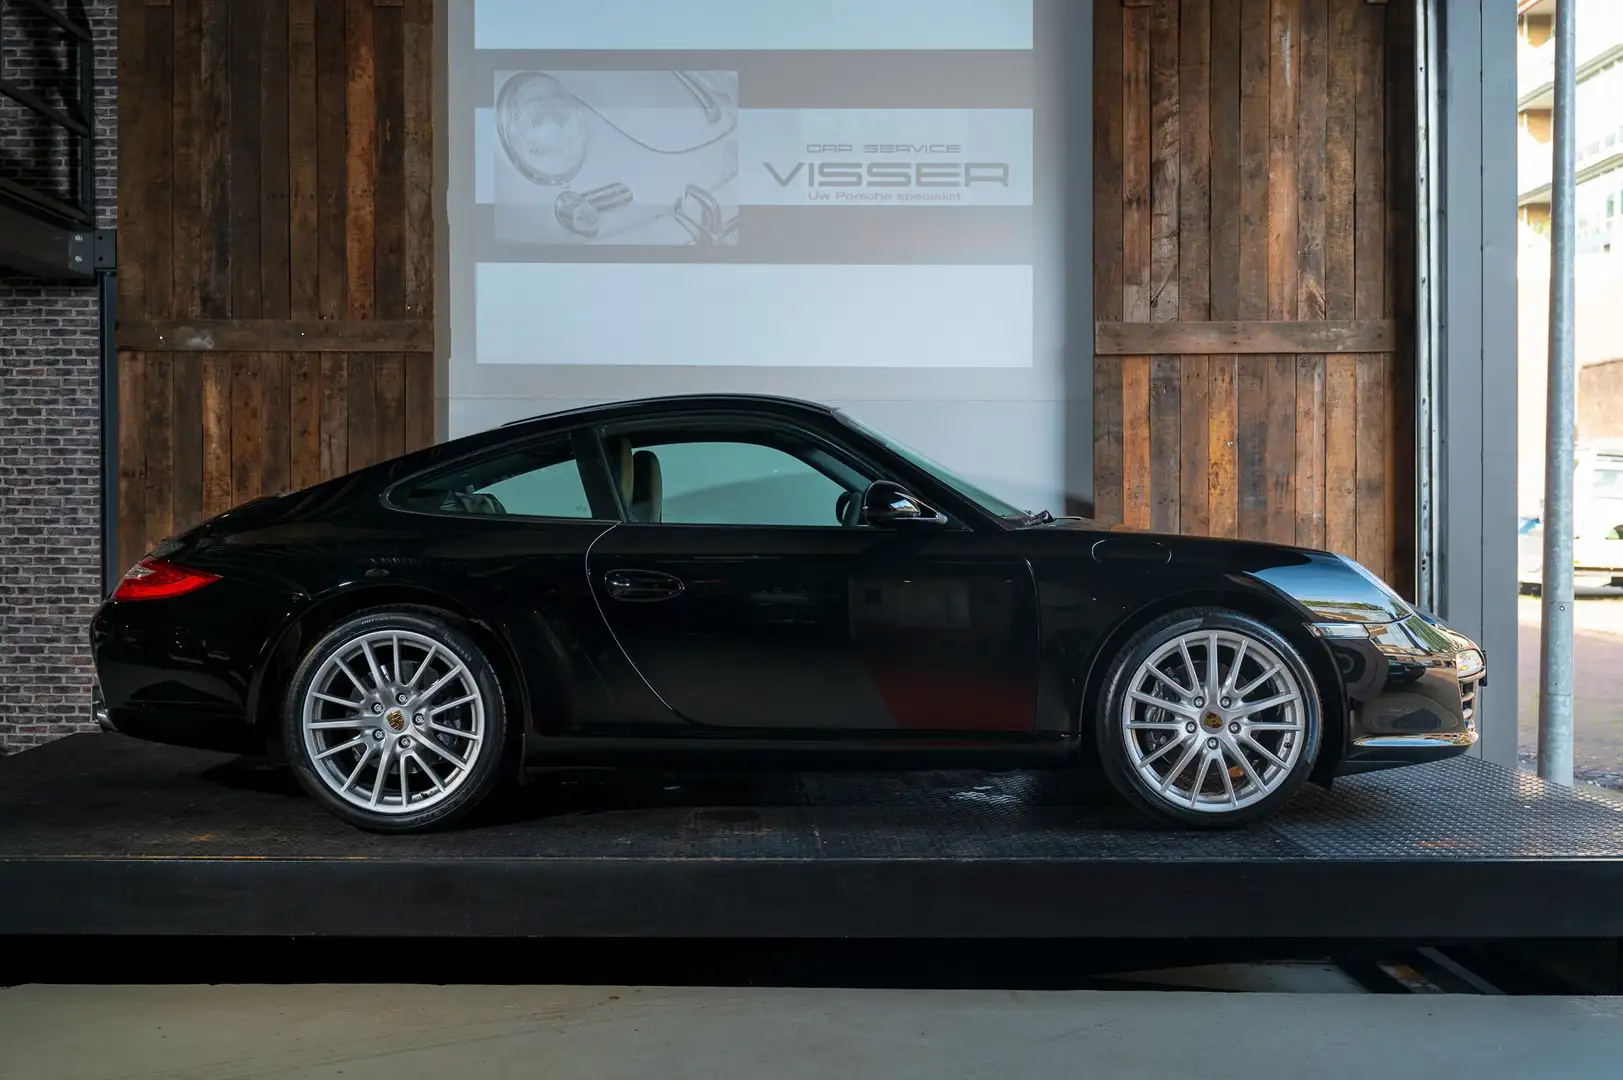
xmin=861 ymin=480 xmax=947 ymax=528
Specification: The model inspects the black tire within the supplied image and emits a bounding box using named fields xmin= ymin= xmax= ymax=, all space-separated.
xmin=1094 ymin=607 xmax=1322 ymax=829
xmin=282 ymin=606 xmax=511 ymax=833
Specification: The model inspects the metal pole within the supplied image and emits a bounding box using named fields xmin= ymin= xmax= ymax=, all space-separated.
xmin=1538 ymin=0 xmax=1578 ymax=786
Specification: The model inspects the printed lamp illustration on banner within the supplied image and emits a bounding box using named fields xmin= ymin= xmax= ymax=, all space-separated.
xmin=495 ymin=69 xmax=740 ymax=246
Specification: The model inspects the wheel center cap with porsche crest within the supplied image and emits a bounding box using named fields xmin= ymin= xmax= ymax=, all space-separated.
xmin=1202 ymin=712 xmax=1224 ymax=730
xmin=385 ymin=708 xmax=407 ymax=732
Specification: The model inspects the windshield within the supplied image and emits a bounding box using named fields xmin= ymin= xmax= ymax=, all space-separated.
xmin=836 ymin=412 xmax=1033 ymax=521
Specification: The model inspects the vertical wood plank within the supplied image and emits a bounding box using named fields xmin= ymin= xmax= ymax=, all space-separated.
xmin=373 ymin=1 xmax=408 ymax=320
xmin=346 ymin=0 xmax=378 ymax=320
xmin=1267 ymin=0 xmax=1299 ymax=323
xmin=319 ymin=355 xmax=350 ymax=479
xmin=1325 ymin=0 xmax=1358 ymax=322
xmin=1324 ymin=354 xmax=1358 ymax=554
xmin=170 ymin=0 xmax=203 ymax=317
xmin=1354 ymin=1 xmax=1387 ymax=577
xmin=1150 ymin=357 xmax=1181 ymax=532
xmin=316 ymin=0 xmax=349 ymax=319
xmin=1294 ymin=354 xmax=1326 ymax=547
xmin=1385 ymin=0 xmax=1417 ymax=596
xmin=1147 ymin=0 xmax=1181 ymax=532
xmin=1123 ymin=3 xmax=1153 ymax=325
xmin=260 ymin=353 xmax=292 ymax=495
xmin=1237 ymin=356 xmax=1268 ymax=539
xmin=1294 ymin=0 xmax=1329 ymax=548
xmin=171 ymin=353 xmax=205 ymax=534
xmin=260 ymin=0 xmax=293 ymax=320
xmin=198 ymin=0 xmax=232 ymax=318
xmin=1208 ymin=357 xmax=1238 ymax=537
xmin=142 ymin=355 xmax=175 ymax=550
xmin=1353 ymin=1 xmax=1387 ymax=324
xmin=1297 ymin=0 xmax=1328 ymax=323
xmin=1237 ymin=0 xmax=1269 ymax=322
xmin=117 ymin=354 xmax=147 ymax=573
xmin=1207 ymin=0 xmax=1241 ymax=537
xmin=1236 ymin=0 xmax=1269 ymax=540
xmin=229 ymin=0 xmax=263 ymax=318
xmin=376 ymin=353 xmax=407 ymax=462
xmin=1123 ymin=358 xmax=1152 ymax=529
xmin=1323 ymin=0 xmax=1360 ymax=558
xmin=289 ymin=356 xmax=323 ymax=489
xmin=1122 ymin=2 xmax=1153 ymax=531
xmin=1093 ymin=0 xmax=1126 ymax=525
xmin=1356 ymin=355 xmax=1388 ymax=579
xmin=347 ymin=355 xmax=378 ymax=469
xmin=404 ymin=353 xmax=435 ymax=452
xmin=117 ymin=3 xmax=151 ymax=320
xmin=1178 ymin=0 xmax=1210 ymax=320
xmin=231 ymin=354 xmax=265 ymax=506
xmin=289 ymin=0 xmax=320 ymax=319
xmin=1179 ymin=0 xmax=1212 ymax=536
xmin=144 ymin=4 xmax=176 ymax=320
xmin=1262 ymin=0 xmax=1299 ymax=545
xmin=201 ymin=355 xmax=233 ymax=517
xmin=402 ymin=0 xmax=435 ymax=318
xmin=1149 ymin=0 xmax=1181 ymax=324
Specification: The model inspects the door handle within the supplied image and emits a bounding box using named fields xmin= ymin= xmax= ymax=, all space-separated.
xmin=603 ymin=568 xmax=685 ymax=602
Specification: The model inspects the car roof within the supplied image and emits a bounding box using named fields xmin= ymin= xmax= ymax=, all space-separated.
xmin=499 ymin=393 xmax=838 ymax=431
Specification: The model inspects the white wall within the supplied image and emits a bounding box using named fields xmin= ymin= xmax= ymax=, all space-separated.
xmin=440 ymin=0 xmax=1089 ymax=516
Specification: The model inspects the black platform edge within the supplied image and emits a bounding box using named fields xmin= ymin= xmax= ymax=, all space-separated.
xmin=4 ymin=856 xmax=1623 ymax=939
xmin=5 ymin=734 xmax=1623 ymax=939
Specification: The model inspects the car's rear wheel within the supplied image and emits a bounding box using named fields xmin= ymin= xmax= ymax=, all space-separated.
xmin=283 ymin=608 xmax=509 ymax=833
xmin=1095 ymin=609 xmax=1321 ymax=829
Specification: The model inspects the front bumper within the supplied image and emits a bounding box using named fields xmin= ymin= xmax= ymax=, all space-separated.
xmin=1315 ymin=612 xmax=1484 ymax=774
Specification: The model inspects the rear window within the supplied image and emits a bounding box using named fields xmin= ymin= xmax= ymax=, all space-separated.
xmin=388 ymin=438 xmax=595 ymax=519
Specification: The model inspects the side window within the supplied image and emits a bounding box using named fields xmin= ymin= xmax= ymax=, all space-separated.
xmin=605 ymin=427 xmax=870 ymax=527
xmin=391 ymin=438 xmax=595 ymax=519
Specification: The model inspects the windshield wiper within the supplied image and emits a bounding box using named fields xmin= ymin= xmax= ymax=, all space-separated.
xmin=1020 ymin=509 xmax=1056 ymax=526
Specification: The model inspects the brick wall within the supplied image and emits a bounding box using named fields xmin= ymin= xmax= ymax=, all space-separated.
xmin=1580 ymin=358 xmax=1623 ymax=447
xmin=0 ymin=0 xmax=116 ymax=753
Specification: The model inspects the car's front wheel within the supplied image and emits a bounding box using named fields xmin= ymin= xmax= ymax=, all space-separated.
xmin=1095 ymin=609 xmax=1322 ymax=829
xmin=283 ymin=607 xmax=510 ymax=833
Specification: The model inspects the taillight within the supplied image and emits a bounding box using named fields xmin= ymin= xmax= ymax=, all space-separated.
xmin=112 ymin=558 xmax=220 ymax=601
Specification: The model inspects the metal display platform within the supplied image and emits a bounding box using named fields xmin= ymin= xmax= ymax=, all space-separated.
xmin=3 ymin=734 xmax=1623 ymax=939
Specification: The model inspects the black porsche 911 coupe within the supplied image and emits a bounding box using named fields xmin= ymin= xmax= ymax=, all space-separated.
xmin=90 ymin=394 xmax=1485 ymax=833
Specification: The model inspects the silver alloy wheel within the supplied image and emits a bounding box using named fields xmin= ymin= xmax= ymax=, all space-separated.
xmin=299 ymin=628 xmax=486 ymax=815
xmin=1119 ymin=628 xmax=1307 ymax=813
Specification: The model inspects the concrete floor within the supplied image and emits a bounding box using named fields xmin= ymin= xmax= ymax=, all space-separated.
xmin=2 ymin=983 xmax=1620 ymax=1080
xmin=1518 ymin=594 xmax=1623 ymax=787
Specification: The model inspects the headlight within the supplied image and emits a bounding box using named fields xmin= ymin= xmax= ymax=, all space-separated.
xmin=496 ymin=72 xmax=589 ymax=185
xmin=1454 ymin=649 xmax=1485 ymax=679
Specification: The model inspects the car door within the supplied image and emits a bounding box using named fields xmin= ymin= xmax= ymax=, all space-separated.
xmin=582 ymin=415 xmax=1041 ymax=734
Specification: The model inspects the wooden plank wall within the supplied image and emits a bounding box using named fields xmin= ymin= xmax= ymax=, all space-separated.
xmin=114 ymin=0 xmax=435 ymax=574
xmin=1094 ymin=0 xmax=1416 ymax=597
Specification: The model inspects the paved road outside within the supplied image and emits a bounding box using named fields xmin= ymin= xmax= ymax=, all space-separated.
xmin=1518 ymin=594 xmax=1623 ymax=788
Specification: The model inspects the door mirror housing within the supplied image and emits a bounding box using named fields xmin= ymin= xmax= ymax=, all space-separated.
xmin=861 ymin=481 xmax=947 ymax=528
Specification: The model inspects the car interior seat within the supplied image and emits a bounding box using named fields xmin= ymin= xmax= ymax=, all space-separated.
xmin=631 ymin=449 xmax=663 ymax=523
xmin=608 ymin=437 xmax=662 ymax=523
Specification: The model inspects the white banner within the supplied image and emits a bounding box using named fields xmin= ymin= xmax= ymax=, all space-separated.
xmin=475 ymin=262 xmax=1035 ymax=368
xmin=473 ymin=0 xmax=1034 ymax=52
xmin=477 ymin=98 xmax=1035 ymax=223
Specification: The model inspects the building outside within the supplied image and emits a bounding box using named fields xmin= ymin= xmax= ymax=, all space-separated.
xmin=1517 ymin=0 xmax=1623 ymax=512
